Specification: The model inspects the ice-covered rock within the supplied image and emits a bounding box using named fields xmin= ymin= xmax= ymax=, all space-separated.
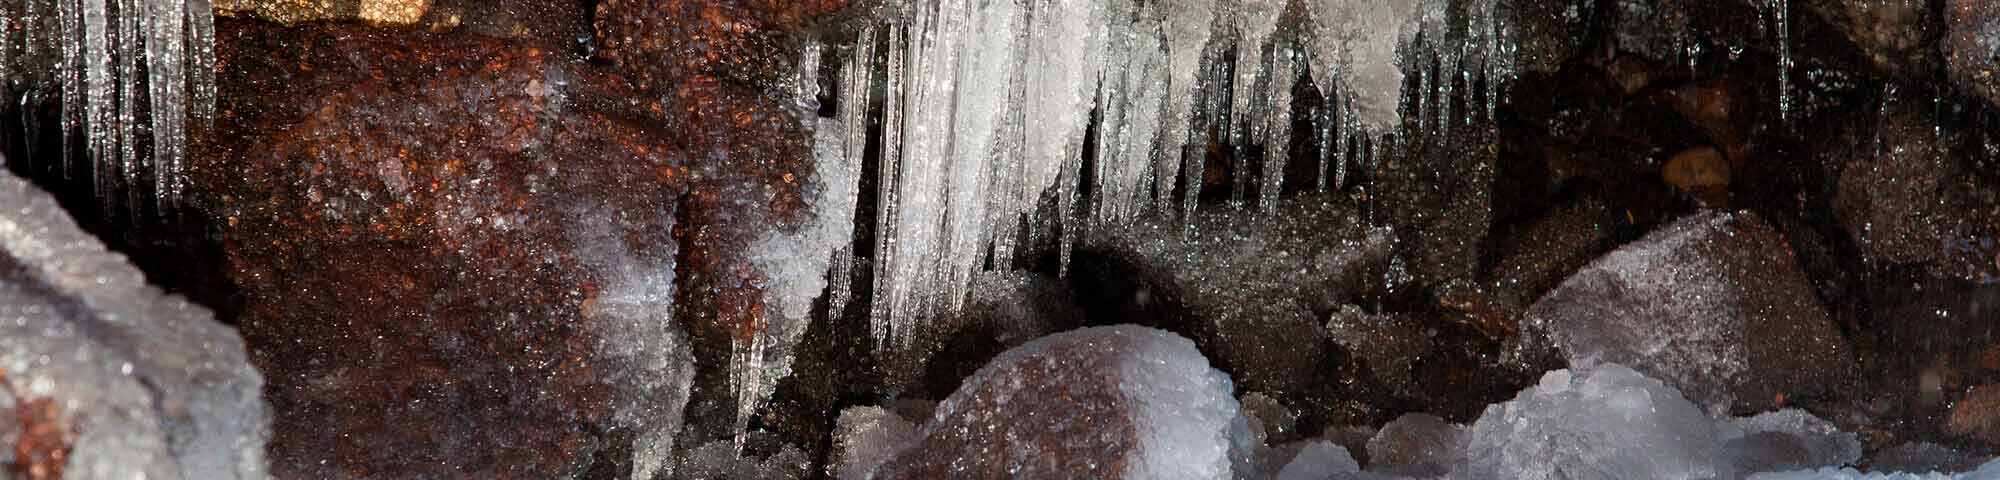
xmin=1747 ymin=457 xmax=2000 ymax=479
xmin=1870 ymin=442 xmax=1991 ymax=474
xmin=1367 ymin=413 xmax=1467 ymax=478
xmin=676 ymin=437 xmax=812 ymax=480
xmin=1275 ymin=440 xmax=1371 ymax=480
xmin=872 ymin=325 xmax=1254 ymax=480
xmin=207 ymin=23 xmax=706 ymax=477
xmin=829 ymin=406 xmax=916 ymax=480
xmin=1515 ymin=211 xmax=1853 ymax=412
xmin=0 ymin=171 xmax=266 ymax=479
xmin=1460 ymin=364 xmax=1729 ymax=480
xmin=1457 ymin=362 xmax=1884 ymax=480
xmin=1242 ymin=392 xmax=1302 ymax=445
xmin=1719 ymin=409 xmax=1864 ymax=473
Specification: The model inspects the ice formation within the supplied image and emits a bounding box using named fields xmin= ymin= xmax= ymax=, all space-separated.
xmin=1454 ymin=363 xmax=1937 ymax=480
xmin=0 ymin=169 xmax=265 ymax=478
xmin=1 ymin=0 xmax=215 ymax=209
xmin=1274 ymin=440 xmax=1367 ymax=480
xmin=1720 ymin=409 xmax=1864 ymax=473
xmin=794 ymin=0 xmax=1516 ymax=368
xmin=1747 ymin=459 xmax=2000 ymax=480
xmin=564 ymin=207 xmax=695 ymax=480
xmin=829 ymin=406 xmax=917 ymax=480
xmin=1367 ymin=413 xmax=1468 ymax=477
xmin=1460 ymin=364 xmax=1731 ymax=480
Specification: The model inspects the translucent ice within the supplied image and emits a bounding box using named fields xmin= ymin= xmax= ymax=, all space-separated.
xmin=830 ymin=406 xmax=916 ymax=480
xmin=1304 ymin=0 xmax=1421 ymax=133
xmin=0 ymin=169 xmax=266 ymax=479
xmin=1459 ymin=364 xmax=1729 ymax=480
xmin=1719 ymin=409 xmax=1863 ymax=473
xmin=1367 ymin=413 xmax=1467 ymax=477
xmin=1747 ymin=458 xmax=2000 ymax=480
xmin=564 ymin=206 xmax=694 ymax=480
xmin=1275 ymin=440 xmax=1362 ymax=480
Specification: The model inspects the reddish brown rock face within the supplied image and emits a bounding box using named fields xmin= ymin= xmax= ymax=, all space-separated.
xmin=1830 ymin=94 xmax=2000 ymax=281
xmin=593 ymin=0 xmax=847 ymax=90
xmin=194 ymin=13 xmax=826 ymax=474
xmin=874 ymin=334 xmax=1138 ymax=479
xmin=203 ymin=23 xmax=659 ymax=477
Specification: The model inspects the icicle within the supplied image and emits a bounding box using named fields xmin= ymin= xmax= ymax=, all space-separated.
xmin=1093 ymin=0 xmax=1166 ymax=225
xmin=793 ymin=40 xmax=823 ymax=114
xmin=82 ymin=0 xmax=113 ymax=198
xmin=117 ymin=0 xmax=140 ymax=210
xmin=1257 ymin=43 xmax=1295 ymax=214
xmin=827 ymin=247 xmax=855 ymax=319
xmin=1223 ymin=0 xmax=1279 ymax=209
xmin=731 ymin=27 xmax=876 ymax=445
xmin=187 ymin=0 xmax=214 ymax=121
xmin=24 ymin=0 xmax=216 ymax=211
xmin=1158 ymin=0 xmax=1215 ymax=217
xmin=58 ymin=0 xmax=81 ymax=179
xmin=1772 ymin=0 xmax=1790 ymax=125
xmin=148 ymin=0 xmax=190 ymax=207
xmin=808 ymin=0 xmax=1522 ymax=396
xmin=1314 ymin=87 xmax=1334 ymax=192
xmin=867 ymin=23 xmax=906 ymax=346
xmin=729 ymin=329 xmax=764 ymax=450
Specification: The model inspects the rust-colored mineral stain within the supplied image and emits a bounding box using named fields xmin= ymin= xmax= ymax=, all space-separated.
xmin=1949 ymin=384 xmax=2000 ymax=445
xmin=0 ymin=370 xmax=73 ymax=480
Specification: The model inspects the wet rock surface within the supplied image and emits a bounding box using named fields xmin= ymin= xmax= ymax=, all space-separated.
xmin=1829 ymin=90 xmax=2000 ymax=282
xmin=1516 ymin=211 xmax=1854 ymax=412
xmin=1074 ymin=199 xmax=1391 ymax=404
xmin=870 ymin=325 xmax=1252 ymax=480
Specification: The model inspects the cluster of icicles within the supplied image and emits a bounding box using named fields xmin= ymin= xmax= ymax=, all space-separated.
xmin=796 ymin=0 xmax=1514 ymax=357
xmin=1 ymin=0 xmax=214 ymax=210
xmin=735 ymin=0 xmax=1518 ymax=442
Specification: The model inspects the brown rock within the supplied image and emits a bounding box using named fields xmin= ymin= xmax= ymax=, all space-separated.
xmin=198 ymin=19 xmax=808 ymax=477
xmin=1516 ymin=211 xmax=1854 ymax=413
xmin=1663 ymin=146 xmax=1732 ymax=206
xmin=873 ymin=326 xmax=1253 ymax=479
xmin=1831 ymin=92 xmax=2000 ymax=281
xmin=1948 ymin=384 xmax=2000 ymax=445
xmin=593 ymin=0 xmax=847 ymax=91
xmin=1806 ymin=0 xmax=1936 ymax=76
xmin=1483 ymin=194 xmax=1611 ymax=304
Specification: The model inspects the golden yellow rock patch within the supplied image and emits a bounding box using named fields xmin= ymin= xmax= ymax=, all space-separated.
xmin=358 ymin=0 xmax=430 ymax=25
